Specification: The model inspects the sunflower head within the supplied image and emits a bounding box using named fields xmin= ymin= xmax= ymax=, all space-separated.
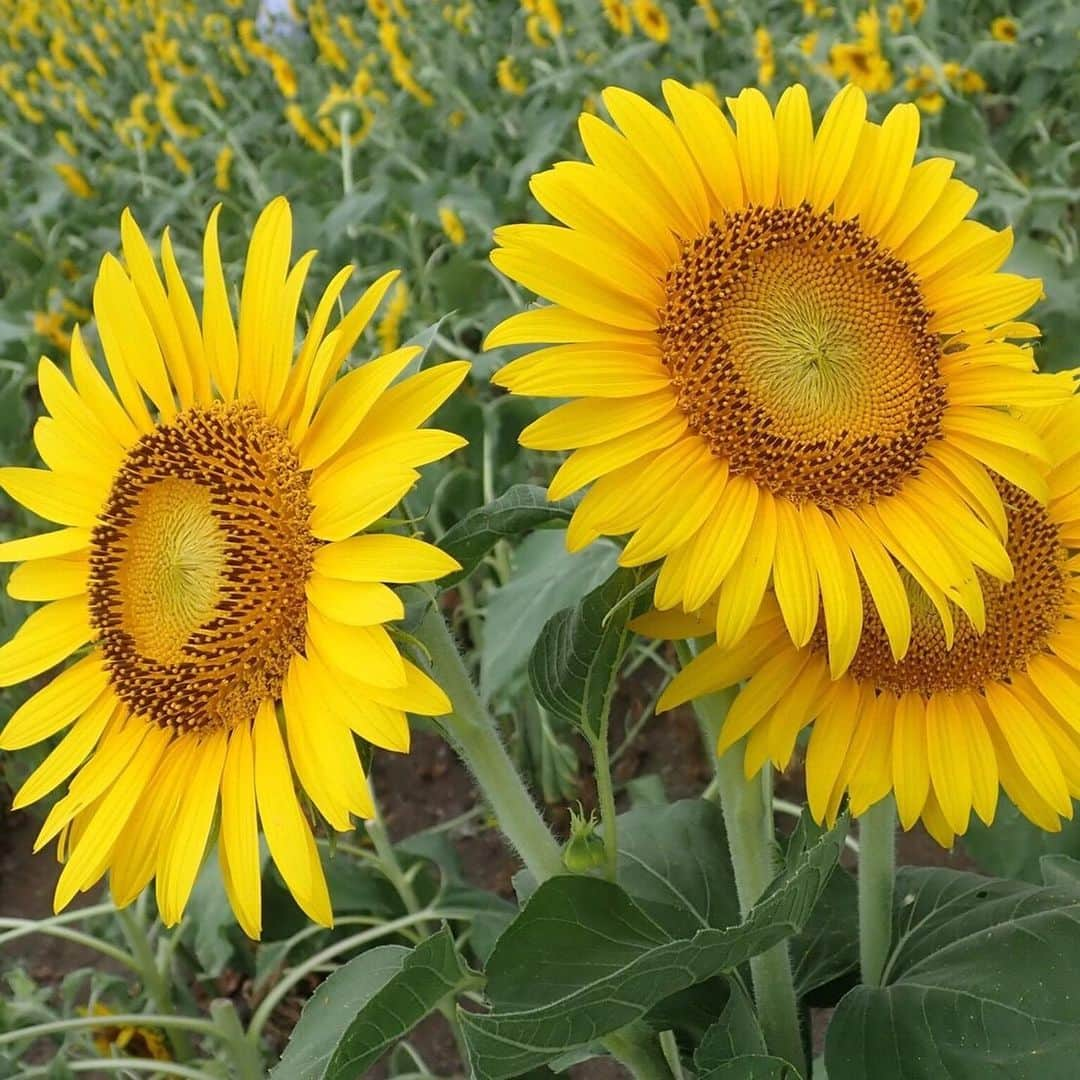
xmin=488 ymin=82 xmax=1074 ymax=676
xmin=0 ymin=197 xmax=470 ymax=938
xmin=649 ymin=398 xmax=1080 ymax=845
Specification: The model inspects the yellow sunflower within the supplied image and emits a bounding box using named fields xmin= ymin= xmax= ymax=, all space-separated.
xmin=0 ymin=198 xmax=469 ymax=938
xmin=488 ymin=82 xmax=1073 ymax=676
xmin=648 ymin=398 xmax=1080 ymax=846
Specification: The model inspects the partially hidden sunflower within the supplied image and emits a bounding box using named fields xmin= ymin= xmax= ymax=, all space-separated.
xmin=488 ymin=82 xmax=1075 ymax=677
xmin=0 ymin=198 xmax=469 ymax=937
xmin=646 ymin=398 xmax=1080 ymax=845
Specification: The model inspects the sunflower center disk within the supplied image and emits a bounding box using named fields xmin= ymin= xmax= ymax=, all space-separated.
xmin=840 ymin=485 xmax=1067 ymax=695
xmin=659 ymin=204 xmax=946 ymax=508
xmin=88 ymin=401 xmax=316 ymax=731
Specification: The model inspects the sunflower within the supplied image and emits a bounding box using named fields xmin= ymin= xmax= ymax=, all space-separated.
xmin=0 ymin=198 xmax=469 ymax=938
xmin=488 ymin=82 xmax=1074 ymax=676
xmin=648 ymin=399 xmax=1080 ymax=846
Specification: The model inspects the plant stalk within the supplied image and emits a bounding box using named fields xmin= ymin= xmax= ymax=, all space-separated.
xmin=590 ymin=730 xmax=620 ymax=881
xmin=857 ymin=795 xmax=896 ymax=987
xmin=679 ymin=643 xmax=806 ymax=1077
xmin=414 ymin=603 xmax=565 ymax=883
xmin=417 ymin=604 xmax=672 ymax=1077
xmin=115 ymin=906 xmax=195 ymax=1062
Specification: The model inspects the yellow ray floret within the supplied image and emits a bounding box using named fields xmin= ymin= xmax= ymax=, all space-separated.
xmin=0 ymin=198 xmax=469 ymax=938
xmin=650 ymin=399 xmax=1080 ymax=846
xmin=488 ymin=82 xmax=1076 ymax=674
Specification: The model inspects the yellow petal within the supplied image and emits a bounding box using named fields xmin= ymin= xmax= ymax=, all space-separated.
xmin=54 ymin=725 xmax=170 ymax=912
xmin=219 ymin=723 xmax=262 ymax=939
xmin=548 ymin=411 xmax=687 ymax=500
xmin=0 ymin=467 xmax=104 ymax=527
xmin=11 ymin=690 xmax=114 ymax=809
xmin=305 ymin=577 xmax=404 ymax=626
xmin=861 ymin=102 xmax=920 ymax=235
xmin=954 ymin=694 xmax=998 ymax=825
xmin=94 ymin=254 xmax=175 ymax=422
xmin=253 ymin=699 xmax=333 ymax=927
xmin=730 ymin=87 xmax=779 ymax=207
xmin=0 ymin=527 xmax=90 ymax=563
xmin=661 ymin=80 xmax=744 ymax=213
xmin=832 ymin=507 xmax=911 ymax=661
xmin=807 ymin=84 xmax=867 ymax=212
xmin=805 ymin=679 xmax=860 ymax=824
xmin=716 ymin=645 xmax=809 ymax=754
xmin=493 ymin=344 xmax=669 ymax=399
xmin=897 ymin=179 xmax=977 ymax=265
xmin=7 ymin=554 xmax=87 ymax=601
xmin=299 ymin=347 xmax=419 ymax=470
xmin=237 ymin=196 xmax=292 ymax=409
xmin=774 ymin=84 xmax=814 ymax=207
xmin=876 ymin=158 xmax=954 ymax=251
xmin=927 ymin=274 xmax=1043 ymax=334
xmin=306 ymin=651 xmax=411 ymax=752
xmin=121 ymin=209 xmax=194 ymax=408
xmin=157 ymin=730 xmax=227 ymax=926
xmin=520 ymin=391 xmax=676 ymax=450
xmin=926 ymin=694 xmax=972 ymax=837
xmin=681 ymin=476 xmax=759 ymax=612
xmin=313 ymin=534 xmax=459 ymax=583
xmin=355 ymin=360 xmax=472 ymax=444
xmin=69 ymin=326 xmax=143 ymax=444
xmin=202 ymin=204 xmax=239 ymax=400
xmin=801 ymin=505 xmax=862 ymax=678
xmin=306 ymin=607 xmax=406 ymax=689
xmin=0 ymin=597 xmax=94 ymax=688
xmin=161 ymin=227 xmax=212 ymax=405
xmin=308 ymin=464 xmax=418 ymax=542
xmin=484 ymin=305 xmax=652 ymax=351
xmin=771 ymin=499 xmax=819 ymax=649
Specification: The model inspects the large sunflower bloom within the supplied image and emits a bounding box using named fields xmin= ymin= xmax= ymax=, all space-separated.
xmin=0 ymin=198 xmax=469 ymax=937
xmin=648 ymin=399 xmax=1080 ymax=845
xmin=488 ymin=83 xmax=1074 ymax=676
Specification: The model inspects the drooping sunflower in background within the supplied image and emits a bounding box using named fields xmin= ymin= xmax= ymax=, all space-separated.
xmin=0 ymin=198 xmax=469 ymax=938
xmin=646 ymin=398 xmax=1080 ymax=845
xmin=488 ymin=82 xmax=1075 ymax=677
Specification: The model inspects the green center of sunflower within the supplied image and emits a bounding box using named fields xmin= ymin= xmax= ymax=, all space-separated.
xmin=87 ymin=401 xmax=317 ymax=731
xmin=658 ymin=204 xmax=946 ymax=509
xmin=839 ymin=483 xmax=1067 ymax=695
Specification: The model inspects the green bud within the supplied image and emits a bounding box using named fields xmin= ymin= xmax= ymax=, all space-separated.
xmin=562 ymin=804 xmax=606 ymax=873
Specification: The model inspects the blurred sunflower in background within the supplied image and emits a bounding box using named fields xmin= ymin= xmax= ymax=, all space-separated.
xmin=644 ymin=398 xmax=1080 ymax=845
xmin=0 ymin=198 xmax=468 ymax=938
xmin=489 ymin=82 xmax=1074 ymax=678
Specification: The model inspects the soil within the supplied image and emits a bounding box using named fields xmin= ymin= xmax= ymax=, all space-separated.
xmin=1 ymin=659 xmax=979 ymax=1080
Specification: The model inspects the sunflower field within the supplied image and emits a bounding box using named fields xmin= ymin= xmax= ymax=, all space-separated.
xmin=1 ymin=0 xmax=1079 ymax=1077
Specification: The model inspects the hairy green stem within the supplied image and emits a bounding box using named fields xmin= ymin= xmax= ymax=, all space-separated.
xmin=679 ymin=643 xmax=806 ymax=1077
xmin=115 ymin=906 xmax=195 ymax=1062
xmin=858 ymin=796 xmax=897 ymax=987
xmin=0 ymin=917 xmax=140 ymax=970
xmin=415 ymin=604 xmax=565 ymax=883
xmin=418 ymin=604 xmax=671 ymax=1077
xmin=591 ymin=730 xmax=620 ymax=881
xmin=209 ymin=999 xmax=264 ymax=1080
xmin=18 ymin=1060 xmax=216 ymax=1080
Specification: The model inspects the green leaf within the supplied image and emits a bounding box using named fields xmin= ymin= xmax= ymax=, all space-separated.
xmin=460 ymin=812 xmax=846 ymax=1078
xmin=480 ymin=532 xmax=618 ymax=702
xmin=615 ymin=798 xmax=740 ymax=937
xmin=272 ymin=927 xmax=475 ymax=1080
xmin=699 ymin=1056 xmax=801 ymax=1079
xmin=825 ymin=867 xmax=1080 ymax=1078
xmin=528 ymin=565 xmax=653 ymax=739
xmin=789 ymin=866 xmax=858 ymax=1001
xmin=437 ymin=484 xmax=579 ymax=586
xmin=695 ymin=976 xmax=768 ymax=1064
xmin=962 ymin=797 xmax=1080 ymax=883
xmin=1041 ymin=854 xmax=1080 ymax=889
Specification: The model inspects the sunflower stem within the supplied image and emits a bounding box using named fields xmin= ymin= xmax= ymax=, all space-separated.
xmin=115 ymin=906 xmax=196 ymax=1063
xmin=415 ymin=603 xmax=565 ymax=883
xmin=209 ymin=1000 xmax=264 ymax=1080
xmin=417 ymin=604 xmax=673 ymax=1078
xmin=678 ymin=644 xmax=806 ymax=1077
xmin=589 ymin=729 xmax=620 ymax=882
xmin=857 ymin=796 xmax=896 ymax=987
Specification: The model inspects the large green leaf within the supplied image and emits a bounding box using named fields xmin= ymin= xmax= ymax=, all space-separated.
xmin=962 ymin=797 xmax=1080 ymax=883
xmin=460 ymin=812 xmax=846 ymax=1078
xmin=480 ymin=532 xmax=617 ymax=702
xmin=436 ymin=484 xmax=579 ymax=586
xmin=272 ymin=927 xmax=476 ymax=1080
xmin=528 ymin=565 xmax=653 ymax=740
xmin=825 ymin=867 xmax=1080 ymax=1078
xmin=615 ymin=798 xmax=740 ymax=937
